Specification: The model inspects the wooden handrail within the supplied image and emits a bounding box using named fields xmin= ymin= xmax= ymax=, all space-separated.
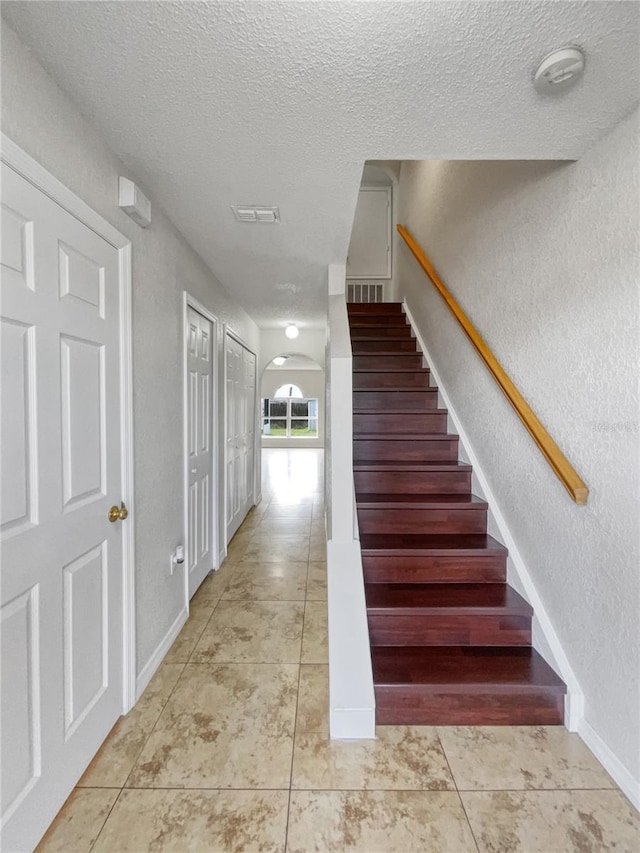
xmin=397 ymin=224 xmax=588 ymax=505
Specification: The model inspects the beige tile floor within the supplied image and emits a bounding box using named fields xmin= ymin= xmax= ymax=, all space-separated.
xmin=38 ymin=451 xmax=639 ymax=852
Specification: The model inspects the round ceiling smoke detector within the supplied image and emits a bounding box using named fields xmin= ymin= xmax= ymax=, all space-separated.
xmin=534 ymin=46 xmax=585 ymax=93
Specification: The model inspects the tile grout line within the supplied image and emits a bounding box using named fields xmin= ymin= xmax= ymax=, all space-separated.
xmin=80 ymin=784 xmax=626 ymax=793
xmin=284 ymin=550 xmax=309 ymax=853
xmin=118 ymin=579 xmax=229 ymax=790
xmin=80 ymin=582 xmax=229 ymax=846
xmin=119 ymin=658 xmax=190 ymax=790
xmin=456 ymin=786 xmax=625 ymax=793
xmin=435 ymin=727 xmax=482 ymax=853
xmin=78 ymin=655 xmax=189 ymax=793
xmin=87 ymin=787 xmax=125 ymax=853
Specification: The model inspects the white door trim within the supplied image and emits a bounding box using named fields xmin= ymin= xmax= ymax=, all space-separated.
xmin=1 ymin=133 xmax=137 ymax=713
xmin=223 ymin=326 xmax=258 ymax=549
xmin=182 ymin=292 xmax=219 ymax=606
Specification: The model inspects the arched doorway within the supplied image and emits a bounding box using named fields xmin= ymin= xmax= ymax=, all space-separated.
xmin=261 ymin=354 xmax=324 ymax=447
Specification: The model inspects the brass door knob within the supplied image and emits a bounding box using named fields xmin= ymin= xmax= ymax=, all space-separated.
xmin=108 ymin=502 xmax=128 ymax=523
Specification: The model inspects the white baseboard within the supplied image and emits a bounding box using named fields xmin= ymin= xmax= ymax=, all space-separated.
xmin=330 ymin=708 xmax=377 ymax=740
xmin=402 ymin=300 xmax=584 ymax=731
xmin=578 ymin=718 xmax=640 ymax=811
xmin=135 ymin=606 xmax=188 ymax=701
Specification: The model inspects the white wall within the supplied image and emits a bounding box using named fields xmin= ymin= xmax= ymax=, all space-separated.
xmin=397 ymin=108 xmax=640 ymax=784
xmin=261 ymin=369 xmax=325 ymax=448
xmin=258 ymin=328 xmax=326 ymax=376
xmin=1 ymin=23 xmax=260 ymax=677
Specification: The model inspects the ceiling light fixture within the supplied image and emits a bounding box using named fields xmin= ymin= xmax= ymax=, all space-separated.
xmin=285 ymin=324 xmax=299 ymax=339
xmin=273 ymin=356 xmax=287 ymax=366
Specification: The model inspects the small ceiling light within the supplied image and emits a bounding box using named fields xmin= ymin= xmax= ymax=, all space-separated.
xmin=285 ymin=324 xmax=299 ymax=339
xmin=273 ymin=356 xmax=287 ymax=366
xmin=534 ymin=46 xmax=585 ymax=94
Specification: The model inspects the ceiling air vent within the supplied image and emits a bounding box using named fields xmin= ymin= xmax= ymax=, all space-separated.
xmin=232 ymin=205 xmax=280 ymax=224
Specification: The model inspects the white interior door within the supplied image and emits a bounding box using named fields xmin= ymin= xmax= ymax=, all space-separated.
xmin=186 ymin=305 xmax=215 ymax=598
xmin=225 ymin=333 xmax=255 ymax=543
xmin=1 ymin=163 xmax=126 ymax=851
xmin=346 ymin=186 xmax=391 ymax=279
xmin=242 ymin=346 xmax=256 ymax=508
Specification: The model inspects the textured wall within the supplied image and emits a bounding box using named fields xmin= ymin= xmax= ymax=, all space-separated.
xmin=397 ymin=108 xmax=640 ymax=780
xmin=1 ymin=24 xmax=260 ymax=675
xmin=261 ymin=369 xmax=325 ymax=448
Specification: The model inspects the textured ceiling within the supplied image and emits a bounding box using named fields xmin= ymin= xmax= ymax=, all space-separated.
xmin=3 ymin=1 xmax=638 ymax=328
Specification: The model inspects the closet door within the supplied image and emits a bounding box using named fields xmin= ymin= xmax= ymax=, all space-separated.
xmin=346 ymin=186 xmax=391 ymax=279
xmin=186 ymin=306 xmax=214 ymax=598
xmin=225 ymin=333 xmax=255 ymax=542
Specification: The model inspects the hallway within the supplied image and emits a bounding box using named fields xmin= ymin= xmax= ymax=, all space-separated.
xmin=38 ymin=450 xmax=637 ymax=852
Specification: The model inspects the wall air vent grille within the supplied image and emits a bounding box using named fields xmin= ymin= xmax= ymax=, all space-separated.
xmin=232 ymin=206 xmax=280 ymax=223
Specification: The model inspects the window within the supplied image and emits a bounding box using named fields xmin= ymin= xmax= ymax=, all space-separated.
xmin=274 ymin=383 xmax=303 ymax=399
xmin=262 ymin=397 xmax=318 ymax=438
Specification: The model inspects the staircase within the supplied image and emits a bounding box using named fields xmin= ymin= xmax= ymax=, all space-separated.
xmin=348 ymin=301 xmax=566 ymax=725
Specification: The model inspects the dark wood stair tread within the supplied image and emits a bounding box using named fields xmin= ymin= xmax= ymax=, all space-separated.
xmin=349 ymin=314 xmax=407 ymax=327
xmin=351 ymin=336 xmax=416 ymax=342
xmin=352 ymin=349 xmax=419 ymax=355
xmin=371 ymin=646 xmax=565 ymax=693
xmin=365 ymin=583 xmax=532 ymax=614
xmin=347 ymin=303 xmax=404 ymax=311
xmin=354 ymin=461 xmax=472 ymax=472
xmin=360 ymin=533 xmax=508 ymax=556
xmin=354 ymin=433 xmax=456 ymax=442
xmin=356 ymin=493 xmax=486 ymax=508
xmin=353 ymin=367 xmax=429 ymax=373
xmin=353 ymin=407 xmax=447 ymax=415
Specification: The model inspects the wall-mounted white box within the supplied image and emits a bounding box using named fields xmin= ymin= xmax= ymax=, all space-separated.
xmin=118 ymin=176 xmax=151 ymax=227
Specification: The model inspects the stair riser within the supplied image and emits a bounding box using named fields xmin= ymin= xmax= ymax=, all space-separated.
xmin=354 ymin=438 xmax=459 ymax=462
xmin=353 ymin=390 xmax=439 ymax=409
xmin=352 ymin=340 xmax=418 ymax=353
xmin=368 ymin=615 xmax=531 ymax=647
xmin=354 ymin=470 xmax=471 ymax=494
xmin=350 ymin=326 xmax=414 ymax=339
xmin=374 ymin=690 xmax=564 ymax=725
xmin=362 ymin=556 xmax=507 ymax=584
xmin=353 ymin=412 xmax=447 ymax=435
xmin=353 ymin=371 xmax=430 ymax=389
xmin=353 ymin=355 xmax=423 ymax=370
xmin=357 ymin=507 xmax=487 ymax=534
xmin=347 ymin=304 xmax=404 ymax=315
xmin=349 ymin=316 xmax=409 ymax=327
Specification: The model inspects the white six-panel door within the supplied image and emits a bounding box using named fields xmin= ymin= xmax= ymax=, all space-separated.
xmin=242 ymin=345 xmax=256 ymax=509
xmin=225 ymin=333 xmax=256 ymax=543
xmin=186 ymin=306 xmax=215 ymax=598
xmin=1 ymin=163 xmax=125 ymax=851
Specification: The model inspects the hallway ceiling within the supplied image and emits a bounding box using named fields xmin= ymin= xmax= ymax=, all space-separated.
xmin=3 ymin=1 xmax=638 ymax=328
